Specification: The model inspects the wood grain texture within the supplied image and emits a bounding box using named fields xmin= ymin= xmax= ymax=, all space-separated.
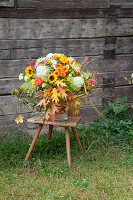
xmin=116 ymin=37 xmax=133 ymax=54
xmin=0 ymin=95 xmax=31 ymax=115
xmin=0 ymin=78 xmax=20 ymax=94
xmin=0 ymin=50 xmax=10 ymax=59
xmin=0 ymin=18 xmax=133 ymax=40
xmin=17 ymin=0 xmax=133 ymax=9
xmin=0 ymin=18 xmax=107 ymax=39
xmin=0 ymin=8 xmax=133 ymax=19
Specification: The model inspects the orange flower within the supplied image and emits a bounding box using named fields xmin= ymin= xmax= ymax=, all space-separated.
xmin=56 ymin=63 xmax=62 ymax=68
xmin=62 ymin=65 xmax=69 ymax=73
xmin=54 ymin=70 xmax=60 ymax=77
xmin=60 ymin=72 xmax=66 ymax=77
xmin=33 ymin=77 xmax=43 ymax=86
xmin=53 ymin=54 xmax=58 ymax=60
xmin=56 ymin=67 xmax=62 ymax=75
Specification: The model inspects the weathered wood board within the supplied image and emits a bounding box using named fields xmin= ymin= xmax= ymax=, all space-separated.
xmin=0 ymin=1 xmax=133 ymax=125
xmin=0 ymin=18 xmax=133 ymax=40
xmin=17 ymin=0 xmax=133 ymax=8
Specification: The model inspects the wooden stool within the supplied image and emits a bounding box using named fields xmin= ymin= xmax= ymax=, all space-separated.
xmin=25 ymin=116 xmax=83 ymax=169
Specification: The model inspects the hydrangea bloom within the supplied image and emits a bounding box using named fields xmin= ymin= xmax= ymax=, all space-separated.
xmin=36 ymin=64 xmax=50 ymax=79
xmin=70 ymin=76 xmax=84 ymax=91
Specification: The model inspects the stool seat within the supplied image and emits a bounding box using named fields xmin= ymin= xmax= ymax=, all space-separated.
xmin=27 ymin=115 xmax=81 ymax=127
xmin=25 ymin=115 xmax=83 ymax=169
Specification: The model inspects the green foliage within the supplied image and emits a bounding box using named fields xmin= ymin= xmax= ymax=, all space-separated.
xmin=88 ymin=97 xmax=133 ymax=143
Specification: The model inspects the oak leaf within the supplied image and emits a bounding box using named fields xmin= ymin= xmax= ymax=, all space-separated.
xmin=37 ymin=98 xmax=46 ymax=107
xmin=51 ymin=88 xmax=60 ymax=103
xmin=58 ymin=86 xmax=68 ymax=100
xmin=15 ymin=115 xmax=24 ymax=124
xmin=55 ymin=80 xmax=67 ymax=87
xmin=44 ymin=108 xmax=52 ymax=121
xmin=51 ymin=102 xmax=60 ymax=115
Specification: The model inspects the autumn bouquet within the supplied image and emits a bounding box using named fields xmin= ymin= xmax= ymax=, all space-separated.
xmin=12 ymin=53 xmax=100 ymax=123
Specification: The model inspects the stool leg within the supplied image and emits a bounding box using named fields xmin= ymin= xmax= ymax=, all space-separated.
xmin=71 ymin=127 xmax=83 ymax=152
xmin=48 ymin=125 xmax=53 ymax=141
xmin=65 ymin=127 xmax=71 ymax=169
xmin=24 ymin=124 xmax=43 ymax=161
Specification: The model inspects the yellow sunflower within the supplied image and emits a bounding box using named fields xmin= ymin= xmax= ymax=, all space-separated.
xmin=25 ymin=66 xmax=33 ymax=77
xmin=48 ymin=72 xmax=57 ymax=84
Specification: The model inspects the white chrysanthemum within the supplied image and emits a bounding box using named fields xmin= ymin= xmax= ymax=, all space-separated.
xmin=46 ymin=53 xmax=53 ymax=58
xmin=51 ymin=59 xmax=57 ymax=69
xmin=36 ymin=64 xmax=50 ymax=79
xmin=70 ymin=76 xmax=84 ymax=91
xmin=51 ymin=60 xmax=57 ymax=65
xmin=19 ymin=73 xmax=24 ymax=80
xmin=24 ymin=75 xmax=29 ymax=81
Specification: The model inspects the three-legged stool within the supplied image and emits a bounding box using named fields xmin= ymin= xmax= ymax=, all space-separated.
xmin=25 ymin=116 xmax=83 ymax=169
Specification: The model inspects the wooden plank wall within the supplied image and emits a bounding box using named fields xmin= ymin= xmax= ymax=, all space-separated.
xmin=0 ymin=0 xmax=133 ymax=125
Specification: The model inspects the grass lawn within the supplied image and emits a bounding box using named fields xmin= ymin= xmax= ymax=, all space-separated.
xmin=0 ymin=125 xmax=133 ymax=200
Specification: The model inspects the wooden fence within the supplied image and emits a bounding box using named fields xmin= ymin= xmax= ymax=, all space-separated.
xmin=0 ymin=0 xmax=133 ymax=125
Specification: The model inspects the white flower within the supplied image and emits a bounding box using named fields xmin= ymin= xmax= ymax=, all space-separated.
xmin=36 ymin=64 xmax=50 ymax=79
xmin=131 ymin=73 xmax=133 ymax=79
xmin=24 ymin=75 xmax=29 ymax=81
xmin=70 ymin=76 xmax=84 ymax=91
xmin=51 ymin=60 xmax=57 ymax=65
xmin=19 ymin=73 xmax=24 ymax=80
xmin=46 ymin=53 xmax=53 ymax=59
xmin=52 ymin=64 xmax=56 ymax=69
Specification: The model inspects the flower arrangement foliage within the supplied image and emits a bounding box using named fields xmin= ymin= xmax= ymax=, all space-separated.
xmin=12 ymin=53 xmax=100 ymax=122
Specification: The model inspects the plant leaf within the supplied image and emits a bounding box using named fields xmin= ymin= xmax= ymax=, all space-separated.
xmin=51 ymin=88 xmax=60 ymax=103
xmin=58 ymin=86 xmax=68 ymax=100
xmin=55 ymin=80 xmax=67 ymax=87
xmin=37 ymin=98 xmax=46 ymax=107
xmin=15 ymin=115 xmax=24 ymax=124
xmin=44 ymin=108 xmax=52 ymax=120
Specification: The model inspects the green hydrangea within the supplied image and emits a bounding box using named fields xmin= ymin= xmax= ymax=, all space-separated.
xmin=70 ymin=76 xmax=84 ymax=92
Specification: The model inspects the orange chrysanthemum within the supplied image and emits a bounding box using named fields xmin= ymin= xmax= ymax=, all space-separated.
xmin=54 ymin=70 xmax=60 ymax=77
xmin=62 ymin=65 xmax=69 ymax=73
xmin=60 ymin=72 xmax=66 ymax=77
xmin=53 ymin=54 xmax=58 ymax=60
xmin=56 ymin=63 xmax=62 ymax=68
xmin=56 ymin=67 xmax=62 ymax=75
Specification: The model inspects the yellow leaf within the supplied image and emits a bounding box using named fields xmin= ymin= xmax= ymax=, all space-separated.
xmin=55 ymin=80 xmax=67 ymax=87
xmin=51 ymin=88 xmax=60 ymax=103
xmin=74 ymin=98 xmax=80 ymax=106
xmin=15 ymin=115 xmax=24 ymax=124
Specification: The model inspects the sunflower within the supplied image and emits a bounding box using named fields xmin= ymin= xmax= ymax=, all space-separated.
xmin=25 ymin=66 xmax=33 ymax=77
xmin=48 ymin=72 xmax=57 ymax=83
